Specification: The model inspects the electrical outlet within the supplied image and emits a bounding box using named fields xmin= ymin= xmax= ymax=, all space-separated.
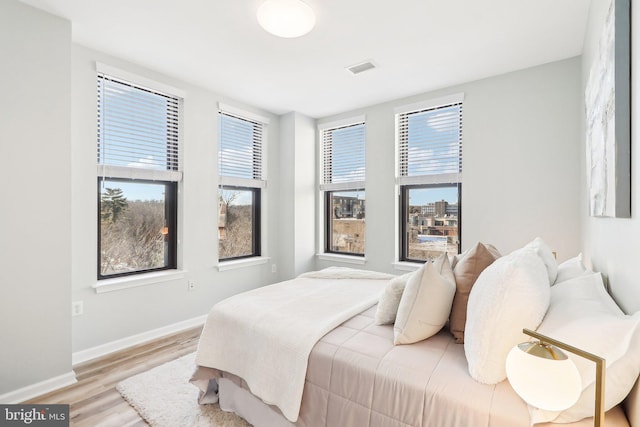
xmin=72 ymin=301 xmax=84 ymax=317
xmin=188 ymin=281 xmax=196 ymax=292
xmin=271 ymin=264 xmax=277 ymax=273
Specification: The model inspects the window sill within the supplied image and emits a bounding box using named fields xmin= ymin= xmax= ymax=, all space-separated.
xmin=94 ymin=270 xmax=186 ymax=294
xmin=392 ymin=262 xmax=422 ymax=272
xmin=217 ymin=256 xmax=270 ymax=272
xmin=316 ymin=253 xmax=366 ymax=265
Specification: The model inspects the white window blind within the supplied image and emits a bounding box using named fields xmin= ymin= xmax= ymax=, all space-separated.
xmin=397 ymin=101 xmax=462 ymax=185
xmin=320 ymin=121 xmax=365 ymax=191
xmin=218 ymin=112 xmax=266 ymax=188
xmin=97 ymin=74 xmax=182 ymax=182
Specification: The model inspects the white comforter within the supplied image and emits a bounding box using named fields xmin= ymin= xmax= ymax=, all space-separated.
xmin=195 ymin=268 xmax=393 ymax=422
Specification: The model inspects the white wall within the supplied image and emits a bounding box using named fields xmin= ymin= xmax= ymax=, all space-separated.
xmin=316 ymin=57 xmax=583 ymax=273
xmin=278 ymin=112 xmax=316 ymax=278
xmin=71 ymin=45 xmax=282 ymax=353
xmin=581 ymin=0 xmax=640 ymax=314
xmin=279 ymin=113 xmax=296 ymax=278
xmin=0 ymin=0 xmax=72 ymax=395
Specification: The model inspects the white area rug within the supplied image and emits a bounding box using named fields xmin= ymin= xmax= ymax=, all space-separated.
xmin=117 ymin=352 xmax=251 ymax=427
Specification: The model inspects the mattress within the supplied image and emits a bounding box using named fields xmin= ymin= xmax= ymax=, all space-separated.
xmin=193 ymin=305 xmax=630 ymax=427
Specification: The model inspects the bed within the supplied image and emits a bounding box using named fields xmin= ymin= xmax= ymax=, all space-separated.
xmin=191 ymin=241 xmax=640 ymax=427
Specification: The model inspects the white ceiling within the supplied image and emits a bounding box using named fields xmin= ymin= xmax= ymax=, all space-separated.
xmin=21 ymin=0 xmax=591 ymax=118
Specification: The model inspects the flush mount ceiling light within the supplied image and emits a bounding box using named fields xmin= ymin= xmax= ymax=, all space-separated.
xmin=257 ymin=0 xmax=316 ymax=38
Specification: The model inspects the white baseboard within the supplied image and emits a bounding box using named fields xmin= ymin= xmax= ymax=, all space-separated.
xmin=0 ymin=371 xmax=77 ymax=404
xmin=72 ymin=314 xmax=207 ymax=365
xmin=0 ymin=315 xmax=206 ymax=404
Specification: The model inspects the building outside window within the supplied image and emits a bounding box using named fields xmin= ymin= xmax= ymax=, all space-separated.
xmin=97 ymin=69 xmax=182 ymax=278
xmin=397 ymin=95 xmax=463 ymax=262
xmin=217 ymin=107 xmax=267 ymax=260
xmin=400 ymin=184 xmax=460 ymax=261
xmin=319 ymin=119 xmax=366 ymax=256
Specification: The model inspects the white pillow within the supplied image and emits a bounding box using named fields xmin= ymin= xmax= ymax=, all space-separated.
xmin=450 ymin=246 xmax=471 ymax=269
xmin=393 ymin=254 xmax=455 ymax=345
xmin=529 ymin=273 xmax=640 ymax=424
xmin=375 ymin=271 xmax=414 ymax=325
xmin=553 ymin=253 xmax=590 ymax=285
xmin=464 ymin=248 xmax=550 ymax=384
xmin=525 ymin=237 xmax=558 ymax=284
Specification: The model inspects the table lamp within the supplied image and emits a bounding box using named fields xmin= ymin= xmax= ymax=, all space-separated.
xmin=506 ymin=328 xmax=605 ymax=427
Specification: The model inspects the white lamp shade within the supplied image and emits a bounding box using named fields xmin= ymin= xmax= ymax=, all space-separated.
xmin=257 ymin=0 xmax=316 ymax=38
xmin=506 ymin=343 xmax=582 ymax=411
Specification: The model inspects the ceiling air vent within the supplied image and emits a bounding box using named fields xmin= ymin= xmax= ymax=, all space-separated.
xmin=346 ymin=60 xmax=376 ymax=75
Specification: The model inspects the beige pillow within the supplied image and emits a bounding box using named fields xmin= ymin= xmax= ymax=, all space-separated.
xmin=449 ymin=242 xmax=500 ymax=343
xmin=394 ymin=254 xmax=456 ymax=345
xmin=375 ymin=272 xmax=414 ymax=325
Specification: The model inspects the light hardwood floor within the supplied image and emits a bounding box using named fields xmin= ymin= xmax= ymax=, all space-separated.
xmin=25 ymin=326 xmax=202 ymax=427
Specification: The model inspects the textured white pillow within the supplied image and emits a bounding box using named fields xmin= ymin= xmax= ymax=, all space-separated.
xmin=529 ymin=273 xmax=640 ymax=424
xmin=393 ymin=254 xmax=455 ymax=345
xmin=525 ymin=237 xmax=558 ymax=284
xmin=553 ymin=253 xmax=590 ymax=285
xmin=375 ymin=271 xmax=414 ymax=325
xmin=464 ymin=248 xmax=550 ymax=384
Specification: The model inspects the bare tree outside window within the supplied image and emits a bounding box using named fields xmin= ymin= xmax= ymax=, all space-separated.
xmin=218 ymin=187 xmax=259 ymax=259
xmin=99 ymin=180 xmax=173 ymax=277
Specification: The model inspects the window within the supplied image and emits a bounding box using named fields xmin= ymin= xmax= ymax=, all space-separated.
xmin=97 ymin=70 xmax=182 ymax=279
xmin=397 ymin=95 xmax=463 ymax=262
xmin=320 ymin=119 xmax=366 ymax=256
xmin=218 ymin=186 xmax=260 ymax=259
xmin=217 ymin=107 xmax=267 ymax=260
xmin=400 ymin=184 xmax=460 ymax=262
